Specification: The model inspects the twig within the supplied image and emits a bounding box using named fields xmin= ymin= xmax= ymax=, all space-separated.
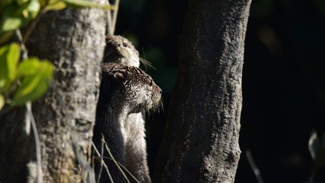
xmin=246 ymin=149 xmax=264 ymax=183
xmin=26 ymin=102 xmax=42 ymax=183
xmin=13 ymin=29 xmax=28 ymax=59
xmin=22 ymin=8 xmax=46 ymax=44
xmin=92 ymin=141 xmax=140 ymax=183
xmin=97 ymin=138 xmax=104 ymax=183
xmin=101 ymin=134 xmax=130 ymax=183
xmin=92 ymin=140 xmax=141 ymax=183
xmin=106 ymin=0 xmax=113 ymax=35
xmin=91 ymin=142 xmax=114 ymax=183
xmin=103 ymin=157 xmax=140 ymax=183
xmin=13 ymin=28 xmax=43 ymax=183
xmin=111 ymin=0 xmax=120 ymax=35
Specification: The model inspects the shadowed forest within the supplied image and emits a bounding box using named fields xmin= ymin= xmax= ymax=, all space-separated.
xmin=0 ymin=0 xmax=324 ymax=182
xmin=115 ymin=0 xmax=325 ymax=182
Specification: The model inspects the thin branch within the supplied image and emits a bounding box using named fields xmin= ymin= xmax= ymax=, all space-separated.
xmin=103 ymin=157 xmax=140 ymax=183
xmin=14 ymin=28 xmax=42 ymax=183
xmin=111 ymin=0 xmax=120 ymax=35
xmin=91 ymin=142 xmax=114 ymax=183
xmin=22 ymin=8 xmax=46 ymax=44
xmin=92 ymin=140 xmax=141 ymax=183
xmin=106 ymin=0 xmax=113 ymax=35
xmin=26 ymin=102 xmax=42 ymax=183
xmin=96 ymin=138 xmax=104 ymax=183
xmin=102 ymin=134 xmax=130 ymax=183
xmin=13 ymin=29 xmax=28 ymax=60
xmin=246 ymin=149 xmax=264 ymax=183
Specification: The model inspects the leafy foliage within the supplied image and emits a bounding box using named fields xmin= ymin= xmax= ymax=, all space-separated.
xmin=14 ymin=58 xmax=53 ymax=105
xmin=0 ymin=43 xmax=20 ymax=83
xmin=0 ymin=43 xmax=53 ymax=109
xmin=0 ymin=0 xmax=112 ymax=111
xmin=0 ymin=0 xmax=40 ymax=33
xmin=45 ymin=0 xmax=112 ymax=11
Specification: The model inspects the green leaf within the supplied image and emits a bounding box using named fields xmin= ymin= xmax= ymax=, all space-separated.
xmin=6 ymin=44 xmax=20 ymax=80
xmin=0 ymin=3 xmax=23 ymax=32
xmin=63 ymin=0 xmax=112 ymax=10
xmin=0 ymin=1 xmax=40 ymax=33
xmin=15 ymin=0 xmax=32 ymax=14
xmin=0 ymin=94 xmax=4 ymax=111
xmin=1 ymin=17 xmax=23 ymax=32
xmin=0 ymin=78 xmax=7 ymax=88
xmin=26 ymin=0 xmax=40 ymax=19
xmin=13 ymin=60 xmax=53 ymax=105
xmin=15 ymin=0 xmax=27 ymax=5
xmin=0 ymin=31 xmax=14 ymax=45
xmin=17 ymin=57 xmax=42 ymax=77
xmin=0 ymin=43 xmax=20 ymax=81
xmin=16 ymin=0 xmax=40 ymax=21
xmin=39 ymin=0 xmax=47 ymax=7
xmin=45 ymin=0 xmax=66 ymax=11
xmin=14 ymin=75 xmax=48 ymax=105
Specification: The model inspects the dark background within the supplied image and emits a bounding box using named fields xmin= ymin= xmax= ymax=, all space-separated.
xmin=114 ymin=0 xmax=325 ymax=182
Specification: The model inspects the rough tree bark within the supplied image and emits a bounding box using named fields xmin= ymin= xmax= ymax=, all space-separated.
xmin=0 ymin=3 xmax=106 ymax=183
xmin=153 ymin=0 xmax=251 ymax=183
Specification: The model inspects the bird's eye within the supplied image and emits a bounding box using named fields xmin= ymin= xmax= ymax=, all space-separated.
xmin=123 ymin=43 xmax=127 ymax=47
xmin=117 ymin=44 xmax=121 ymax=47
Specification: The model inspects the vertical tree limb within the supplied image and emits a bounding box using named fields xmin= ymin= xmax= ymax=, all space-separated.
xmin=24 ymin=4 xmax=106 ymax=182
xmin=154 ymin=0 xmax=251 ymax=182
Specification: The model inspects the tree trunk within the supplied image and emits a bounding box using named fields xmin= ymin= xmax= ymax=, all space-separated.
xmin=0 ymin=4 xmax=106 ymax=183
xmin=153 ymin=0 xmax=251 ymax=182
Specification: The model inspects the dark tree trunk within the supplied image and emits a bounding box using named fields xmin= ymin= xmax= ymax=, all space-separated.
xmin=153 ymin=0 xmax=251 ymax=182
xmin=0 ymin=4 xmax=106 ymax=183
